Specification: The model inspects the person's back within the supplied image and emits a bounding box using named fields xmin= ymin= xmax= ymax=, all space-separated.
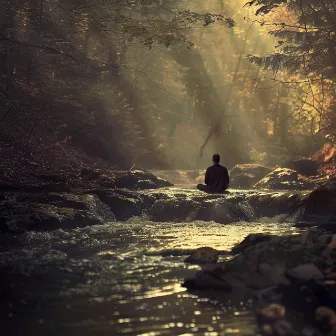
xmin=197 ymin=154 xmax=230 ymax=193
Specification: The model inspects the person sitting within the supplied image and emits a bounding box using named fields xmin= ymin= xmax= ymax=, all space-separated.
xmin=197 ymin=154 xmax=230 ymax=193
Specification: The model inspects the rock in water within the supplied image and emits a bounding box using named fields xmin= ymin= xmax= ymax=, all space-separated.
xmin=16 ymin=192 xmax=116 ymax=222
xmin=303 ymin=179 xmax=336 ymax=220
xmin=90 ymin=190 xmax=142 ymax=221
xmin=231 ymin=233 xmax=274 ymax=254
xmin=0 ymin=202 xmax=102 ymax=233
xmin=183 ymin=269 xmax=232 ymax=291
xmin=254 ymin=167 xmax=313 ymax=190
xmin=115 ymin=170 xmax=173 ymax=189
xmin=150 ymin=198 xmax=201 ymax=222
xmin=229 ymin=164 xmax=272 ymax=189
xmin=197 ymin=198 xmax=250 ymax=224
xmin=185 ymin=247 xmax=220 ymax=264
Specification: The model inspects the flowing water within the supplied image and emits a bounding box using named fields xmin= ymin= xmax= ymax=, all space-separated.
xmin=0 ymin=218 xmax=301 ymax=336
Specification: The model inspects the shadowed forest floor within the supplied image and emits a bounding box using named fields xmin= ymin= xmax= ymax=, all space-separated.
xmin=0 ymin=137 xmax=118 ymax=187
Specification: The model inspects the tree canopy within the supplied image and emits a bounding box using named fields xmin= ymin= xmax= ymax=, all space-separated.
xmin=1 ymin=0 xmax=335 ymax=172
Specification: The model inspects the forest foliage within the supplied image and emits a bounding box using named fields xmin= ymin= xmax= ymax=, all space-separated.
xmin=1 ymin=0 xmax=335 ymax=170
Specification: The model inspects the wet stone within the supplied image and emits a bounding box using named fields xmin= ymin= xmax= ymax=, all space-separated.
xmin=15 ymin=193 xmax=115 ymax=221
xmin=231 ymin=233 xmax=274 ymax=254
xmin=196 ymin=199 xmax=250 ymax=224
xmin=303 ymin=179 xmax=336 ymax=219
xmin=185 ymin=247 xmax=220 ymax=264
xmin=150 ymin=198 xmax=201 ymax=222
xmin=183 ymin=269 xmax=233 ymax=291
xmin=0 ymin=202 xmax=102 ymax=233
xmin=89 ymin=189 xmax=143 ymax=221
xmin=229 ymin=164 xmax=272 ymax=189
xmin=254 ymin=167 xmax=313 ymax=190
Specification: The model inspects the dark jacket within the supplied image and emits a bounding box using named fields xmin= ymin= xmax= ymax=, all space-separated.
xmin=205 ymin=164 xmax=230 ymax=192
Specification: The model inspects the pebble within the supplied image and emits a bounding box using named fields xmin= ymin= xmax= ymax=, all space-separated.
xmin=258 ymin=303 xmax=286 ymax=323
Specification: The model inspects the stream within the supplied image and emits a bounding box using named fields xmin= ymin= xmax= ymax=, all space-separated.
xmin=1 ymin=218 xmax=301 ymax=336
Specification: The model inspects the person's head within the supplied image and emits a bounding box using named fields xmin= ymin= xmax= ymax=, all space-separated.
xmin=212 ymin=154 xmax=220 ymax=164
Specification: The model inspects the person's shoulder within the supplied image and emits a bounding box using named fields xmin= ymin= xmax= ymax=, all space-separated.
xmin=220 ymin=165 xmax=228 ymax=171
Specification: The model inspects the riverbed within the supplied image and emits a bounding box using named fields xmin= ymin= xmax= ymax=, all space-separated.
xmin=1 ymin=218 xmax=301 ymax=336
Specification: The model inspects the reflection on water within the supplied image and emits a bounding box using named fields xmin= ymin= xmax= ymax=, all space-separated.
xmin=0 ymin=219 xmax=300 ymax=336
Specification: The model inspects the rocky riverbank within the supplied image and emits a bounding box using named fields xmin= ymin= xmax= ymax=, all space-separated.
xmin=183 ymin=228 xmax=336 ymax=335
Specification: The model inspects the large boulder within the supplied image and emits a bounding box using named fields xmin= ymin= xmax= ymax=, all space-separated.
xmin=303 ymin=179 xmax=336 ymax=220
xmin=90 ymin=189 xmax=143 ymax=221
xmin=286 ymin=158 xmax=319 ymax=177
xmin=230 ymin=164 xmax=272 ymax=189
xmin=248 ymin=192 xmax=304 ymax=218
xmin=15 ymin=192 xmax=116 ymax=222
xmin=115 ymin=170 xmax=173 ymax=190
xmin=254 ymin=168 xmax=314 ymax=190
xmin=0 ymin=202 xmax=102 ymax=233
